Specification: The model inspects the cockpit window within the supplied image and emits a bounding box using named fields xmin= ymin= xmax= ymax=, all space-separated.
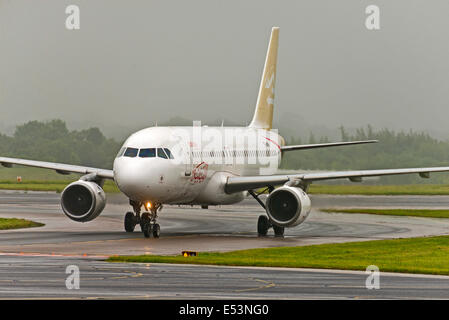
xmin=164 ymin=148 xmax=174 ymax=159
xmin=157 ymin=148 xmax=168 ymax=159
xmin=116 ymin=147 xmax=126 ymax=158
xmin=139 ymin=148 xmax=156 ymax=158
xmin=124 ymin=147 xmax=138 ymax=157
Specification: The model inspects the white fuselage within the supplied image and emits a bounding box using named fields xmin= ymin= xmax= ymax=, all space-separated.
xmin=113 ymin=126 xmax=284 ymax=205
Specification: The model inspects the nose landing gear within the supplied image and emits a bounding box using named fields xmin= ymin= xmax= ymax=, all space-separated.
xmin=140 ymin=209 xmax=161 ymax=238
xmin=124 ymin=200 xmax=163 ymax=238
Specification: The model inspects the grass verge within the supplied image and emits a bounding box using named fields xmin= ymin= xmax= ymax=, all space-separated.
xmin=107 ymin=236 xmax=449 ymax=275
xmin=0 ymin=180 xmax=120 ymax=193
xmin=0 ymin=167 xmax=120 ymax=193
xmin=321 ymin=208 xmax=449 ymax=218
xmin=309 ymin=184 xmax=449 ymax=195
xmin=0 ymin=218 xmax=44 ymax=230
xmin=2 ymin=167 xmax=449 ymax=195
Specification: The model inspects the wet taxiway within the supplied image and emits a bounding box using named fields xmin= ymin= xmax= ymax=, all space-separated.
xmin=1 ymin=256 xmax=449 ymax=299
xmin=1 ymin=192 xmax=449 ymax=256
xmin=1 ymin=191 xmax=449 ymax=299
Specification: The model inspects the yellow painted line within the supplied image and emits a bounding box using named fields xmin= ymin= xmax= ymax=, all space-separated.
xmin=0 ymin=237 xmax=144 ymax=249
xmin=4 ymin=271 xmax=143 ymax=283
xmin=131 ymin=272 xmax=143 ymax=278
xmin=101 ymin=270 xmax=143 ymax=280
xmin=234 ymin=278 xmax=275 ymax=293
xmin=9 ymin=278 xmax=106 ymax=283
xmin=0 ymin=295 xmax=156 ymax=300
xmin=0 ymin=252 xmax=108 ymax=259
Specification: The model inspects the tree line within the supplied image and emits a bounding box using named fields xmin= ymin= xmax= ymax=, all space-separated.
xmin=1 ymin=120 xmax=449 ymax=183
xmin=281 ymin=125 xmax=449 ymax=183
xmin=0 ymin=120 xmax=120 ymax=169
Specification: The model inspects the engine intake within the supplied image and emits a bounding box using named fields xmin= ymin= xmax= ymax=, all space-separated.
xmin=61 ymin=180 xmax=106 ymax=222
xmin=265 ymin=185 xmax=311 ymax=227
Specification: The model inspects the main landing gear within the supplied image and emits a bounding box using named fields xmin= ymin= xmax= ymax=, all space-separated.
xmin=249 ymin=188 xmax=285 ymax=238
xmin=257 ymin=215 xmax=284 ymax=237
xmin=124 ymin=200 xmax=163 ymax=238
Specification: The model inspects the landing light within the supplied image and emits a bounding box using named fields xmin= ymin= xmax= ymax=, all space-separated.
xmin=144 ymin=201 xmax=152 ymax=211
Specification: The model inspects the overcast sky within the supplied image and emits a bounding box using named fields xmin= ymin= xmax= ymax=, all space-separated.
xmin=1 ymin=0 xmax=449 ymax=139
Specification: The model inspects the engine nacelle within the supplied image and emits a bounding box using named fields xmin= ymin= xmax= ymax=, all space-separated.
xmin=61 ymin=180 xmax=106 ymax=222
xmin=265 ymin=185 xmax=311 ymax=227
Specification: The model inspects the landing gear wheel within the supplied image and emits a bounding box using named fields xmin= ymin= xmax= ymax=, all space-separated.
xmin=143 ymin=224 xmax=152 ymax=238
xmin=124 ymin=212 xmax=136 ymax=232
xmin=141 ymin=212 xmax=152 ymax=238
xmin=257 ymin=215 xmax=270 ymax=236
xmin=273 ymin=225 xmax=285 ymax=237
xmin=152 ymin=223 xmax=160 ymax=238
xmin=130 ymin=202 xmax=163 ymax=239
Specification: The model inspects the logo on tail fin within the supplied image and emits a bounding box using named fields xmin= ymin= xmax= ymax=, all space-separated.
xmin=265 ymin=72 xmax=275 ymax=105
xmin=265 ymin=73 xmax=274 ymax=89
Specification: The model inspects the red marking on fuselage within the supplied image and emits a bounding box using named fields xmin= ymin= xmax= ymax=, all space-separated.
xmin=264 ymin=137 xmax=281 ymax=150
xmin=190 ymin=161 xmax=208 ymax=183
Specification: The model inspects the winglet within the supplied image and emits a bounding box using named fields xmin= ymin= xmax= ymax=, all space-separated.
xmin=249 ymin=27 xmax=279 ymax=130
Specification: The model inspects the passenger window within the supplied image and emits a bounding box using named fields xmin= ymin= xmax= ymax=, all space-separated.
xmin=157 ymin=148 xmax=168 ymax=159
xmin=116 ymin=147 xmax=126 ymax=158
xmin=163 ymin=148 xmax=174 ymax=159
xmin=124 ymin=147 xmax=138 ymax=157
xmin=139 ymin=148 xmax=156 ymax=158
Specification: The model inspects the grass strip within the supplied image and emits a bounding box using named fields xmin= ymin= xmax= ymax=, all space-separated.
xmin=108 ymin=236 xmax=449 ymax=275
xmin=1 ymin=180 xmax=449 ymax=195
xmin=321 ymin=208 xmax=449 ymax=218
xmin=0 ymin=218 xmax=44 ymax=230
xmin=309 ymin=184 xmax=449 ymax=195
xmin=0 ymin=180 xmax=120 ymax=193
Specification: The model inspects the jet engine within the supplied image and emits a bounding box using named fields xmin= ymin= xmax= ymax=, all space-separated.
xmin=265 ymin=185 xmax=311 ymax=227
xmin=61 ymin=180 xmax=106 ymax=222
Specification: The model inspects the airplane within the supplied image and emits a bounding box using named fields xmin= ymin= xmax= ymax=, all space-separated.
xmin=2 ymin=27 xmax=449 ymax=238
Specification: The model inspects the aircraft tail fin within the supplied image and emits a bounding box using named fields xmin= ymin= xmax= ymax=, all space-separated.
xmin=249 ymin=27 xmax=279 ymax=130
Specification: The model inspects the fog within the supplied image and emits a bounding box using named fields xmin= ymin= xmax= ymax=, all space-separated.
xmin=1 ymin=0 xmax=449 ymax=140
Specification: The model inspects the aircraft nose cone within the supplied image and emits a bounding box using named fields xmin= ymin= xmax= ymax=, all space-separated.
xmin=114 ymin=162 xmax=149 ymax=197
xmin=113 ymin=158 xmax=173 ymax=202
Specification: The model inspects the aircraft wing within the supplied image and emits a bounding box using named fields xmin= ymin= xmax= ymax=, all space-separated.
xmin=0 ymin=156 xmax=114 ymax=180
xmin=280 ymin=140 xmax=378 ymax=152
xmin=225 ymin=166 xmax=449 ymax=193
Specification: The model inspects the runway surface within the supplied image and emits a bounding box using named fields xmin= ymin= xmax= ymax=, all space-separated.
xmin=1 ymin=256 xmax=449 ymax=299
xmin=1 ymin=191 xmax=449 ymax=299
